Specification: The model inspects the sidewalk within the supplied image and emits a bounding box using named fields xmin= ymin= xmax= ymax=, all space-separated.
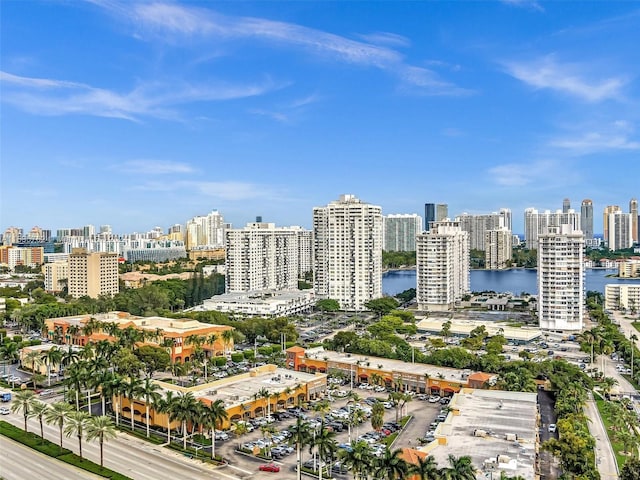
xmin=585 ymin=393 xmax=618 ymax=480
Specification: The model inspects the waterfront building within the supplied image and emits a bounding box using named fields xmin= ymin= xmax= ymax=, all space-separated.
xmin=68 ymin=248 xmax=119 ymax=298
xmin=605 ymin=209 xmax=633 ymax=250
xmin=416 ymin=221 xmax=470 ymax=311
xmin=383 ymin=214 xmax=422 ymax=252
xmin=537 ymin=225 xmax=584 ymax=331
xmin=605 ymin=284 xmax=640 ymax=311
xmin=43 ymin=260 xmax=69 ymax=293
xmin=485 ymin=228 xmax=512 ymax=270
xmin=524 ymin=208 xmax=581 ymax=250
xmin=581 ymin=199 xmax=594 ymax=241
xmin=424 ymin=203 xmax=448 ymax=232
xmin=455 ymin=209 xmax=511 ymax=251
xmin=313 ymin=194 xmax=383 ymax=310
xmin=226 ymin=222 xmax=310 ymax=292
xmin=618 ymin=259 xmax=640 ymax=278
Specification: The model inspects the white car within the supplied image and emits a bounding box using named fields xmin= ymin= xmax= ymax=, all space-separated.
xmin=548 ymin=424 xmax=557 ymax=433
xmin=0 ymin=407 xmax=10 ymax=415
xmin=428 ymin=395 xmax=441 ymax=403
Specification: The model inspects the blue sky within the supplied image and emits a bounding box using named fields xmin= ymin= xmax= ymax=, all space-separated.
xmin=2 ymin=1 xmax=639 ymax=236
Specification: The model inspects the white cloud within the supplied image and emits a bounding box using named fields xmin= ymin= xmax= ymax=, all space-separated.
xmin=0 ymin=71 xmax=280 ymax=120
xmin=133 ymin=180 xmax=283 ymax=201
xmin=99 ymin=1 xmax=467 ymax=95
xmin=501 ymin=0 xmax=545 ymax=12
xmin=504 ymin=55 xmax=627 ymax=102
xmin=488 ymin=160 xmax=558 ymax=187
xmin=551 ymin=132 xmax=640 ymax=154
xmin=116 ymin=160 xmax=195 ymax=174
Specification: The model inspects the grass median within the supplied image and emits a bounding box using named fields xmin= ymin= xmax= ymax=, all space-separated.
xmin=0 ymin=420 xmax=132 ymax=480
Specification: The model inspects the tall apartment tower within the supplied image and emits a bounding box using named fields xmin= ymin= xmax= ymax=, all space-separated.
xmin=313 ymin=194 xmax=383 ymax=310
xmin=606 ymin=210 xmax=633 ymax=250
xmin=416 ymin=221 xmax=470 ymax=311
xmin=603 ymin=205 xmax=621 ymax=243
xmin=383 ymin=214 xmax=423 ymax=252
xmin=485 ymin=228 xmax=512 ymax=270
xmin=68 ymin=248 xmax=119 ymax=299
xmin=524 ymin=208 xmax=581 ymax=250
xmin=631 ymin=198 xmax=639 ymax=244
xmin=225 ymin=222 xmax=308 ymax=292
xmin=455 ymin=209 xmax=511 ymax=251
xmin=424 ymin=203 xmax=448 ymax=231
xmin=186 ymin=210 xmax=225 ymax=249
xmin=562 ymin=198 xmax=571 ymax=214
xmin=581 ymin=199 xmax=594 ymax=241
xmin=537 ymin=225 xmax=584 ymax=331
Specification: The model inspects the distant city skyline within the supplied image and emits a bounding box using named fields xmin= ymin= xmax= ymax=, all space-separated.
xmin=2 ymin=2 xmax=639 ymax=235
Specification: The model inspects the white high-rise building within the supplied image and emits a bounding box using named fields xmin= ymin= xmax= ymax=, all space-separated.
xmin=524 ymin=208 xmax=581 ymax=250
xmin=537 ymin=225 xmax=584 ymax=331
xmin=455 ymin=209 xmax=511 ymax=251
xmin=225 ymin=222 xmax=310 ymax=293
xmin=313 ymin=194 xmax=383 ymax=310
xmin=485 ymin=228 xmax=512 ymax=270
xmin=416 ymin=221 xmax=470 ymax=311
xmin=186 ymin=210 xmax=225 ymax=250
xmin=605 ymin=209 xmax=633 ymax=250
xmin=383 ymin=214 xmax=422 ymax=252
xmin=581 ymin=199 xmax=594 ymax=241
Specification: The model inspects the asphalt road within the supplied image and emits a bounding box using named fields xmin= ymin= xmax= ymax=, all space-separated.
xmin=584 ymin=393 xmax=619 ymax=480
xmin=1 ymin=406 xmax=244 ymax=480
xmin=0 ymin=435 xmax=105 ymax=480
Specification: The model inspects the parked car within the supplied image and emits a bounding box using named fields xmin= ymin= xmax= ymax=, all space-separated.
xmin=259 ymin=463 xmax=280 ymax=472
xmin=548 ymin=424 xmax=557 ymax=433
xmin=0 ymin=407 xmax=10 ymax=415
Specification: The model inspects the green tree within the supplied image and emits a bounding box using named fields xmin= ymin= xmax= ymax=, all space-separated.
xmin=140 ymin=377 xmax=162 ymax=438
xmin=289 ymin=415 xmax=313 ymax=480
xmin=135 ymin=345 xmax=171 ymax=377
xmin=440 ymin=454 xmax=476 ymax=480
xmin=201 ymin=399 xmax=228 ymax=460
xmin=374 ymin=447 xmax=410 ymax=480
xmin=340 ymin=440 xmax=374 ymax=480
xmin=27 ymin=400 xmax=49 ymax=443
xmin=371 ymin=401 xmax=385 ymax=431
xmin=11 ymin=390 xmax=37 ymax=432
xmin=316 ymin=299 xmax=340 ymax=312
xmin=171 ymin=392 xmax=199 ymax=450
xmin=44 ymin=401 xmax=73 ymax=452
xmin=620 ymin=457 xmax=640 ymax=480
xmin=86 ymin=416 xmax=117 ymax=468
xmin=365 ymin=298 xmax=400 ymax=317
xmin=64 ymin=410 xmax=90 ymax=460
xmin=410 ymin=455 xmax=440 ymax=480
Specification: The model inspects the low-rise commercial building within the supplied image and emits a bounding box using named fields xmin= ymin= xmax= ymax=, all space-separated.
xmin=196 ymin=289 xmax=315 ymax=317
xmin=44 ymin=312 xmax=233 ymax=363
xmin=286 ymin=346 xmax=496 ymax=395
xmin=117 ymin=364 xmax=326 ymax=431
xmin=420 ymin=389 xmax=537 ymax=480
xmin=415 ymin=318 xmax=542 ymax=344
xmin=605 ymin=284 xmax=640 ymax=312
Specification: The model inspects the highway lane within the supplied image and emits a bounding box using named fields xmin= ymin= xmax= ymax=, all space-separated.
xmin=0 ymin=435 xmax=104 ymax=480
xmin=1 ymin=408 xmax=244 ymax=480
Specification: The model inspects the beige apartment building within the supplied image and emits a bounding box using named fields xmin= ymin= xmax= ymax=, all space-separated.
xmin=43 ymin=261 xmax=69 ymax=293
xmin=68 ymin=248 xmax=119 ymax=298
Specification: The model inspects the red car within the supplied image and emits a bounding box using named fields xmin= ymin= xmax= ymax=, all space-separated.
xmin=259 ymin=463 xmax=280 ymax=472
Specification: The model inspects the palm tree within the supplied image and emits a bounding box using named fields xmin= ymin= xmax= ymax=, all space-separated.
xmin=341 ymin=440 xmax=374 ymax=480
xmin=64 ymin=410 xmax=90 ymax=459
xmin=140 ymin=377 xmax=161 ymax=437
xmin=61 ymin=345 xmax=79 ymax=369
xmin=200 ymin=399 xmax=228 ymax=460
xmin=313 ymin=422 xmax=337 ymax=480
xmin=44 ymin=401 xmax=73 ymax=452
xmin=221 ymin=329 xmax=234 ymax=355
xmin=27 ymin=400 xmax=49 ymax=443
xmin=289 ymin=415 xmax=313 ymax=480
xmin=440 ymin=455 xmax=476 ymax=480
xmin=43 ymin=346 xmax=63 ymax=387
xmin=411 ymin=455 xmax=440 ymax=480
xmin=374 ymin=447 xmax=410 ymax=480
xmin=155 ymin=391 xmax=178 ymax=444
xmin=11 ymin=390 xmax=37 ymax=432
xmin=371 ymin=401 xmax=385 ymax=431
xmin=123 ymin=377 xmax=143 ymax=431
xmin=24 ymin=350 xmax=42 ymax=373
xmin=86 ymin=416 xmax=117 ymax=468
xmin=631 ymin=334 xmax=638 ymax=378
xmin=171 ymin=392 xmax=199 ymax=450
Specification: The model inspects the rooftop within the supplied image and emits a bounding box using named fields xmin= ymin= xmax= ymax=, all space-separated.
xmin=415 ymin=319 xmax=541 ymax=342
xmin=425 ymin=389 xmax=538 ymax=480
xmin=302 ymin=347 xmax=474 ymax=384
xmin=155 ymin=365 xmax=325 ymax=410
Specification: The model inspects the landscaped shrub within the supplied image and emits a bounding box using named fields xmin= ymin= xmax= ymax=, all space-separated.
xmin=214 ymin=357 xmax=227 ymax=366
xmin=231 ymin=353 xmax=244 ymax=363
xmin=243 ymin=350 xmax=255 ymax=360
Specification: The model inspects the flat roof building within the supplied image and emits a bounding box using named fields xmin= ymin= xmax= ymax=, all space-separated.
xmin=197 ymin=289 xmax=315 ymax=317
